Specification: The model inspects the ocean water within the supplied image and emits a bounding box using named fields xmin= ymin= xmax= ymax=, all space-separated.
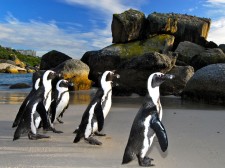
xmin=0 ymin=73 xmax=32 ymax=91
xmin=0 ymin=73 xmax=224 ymax=110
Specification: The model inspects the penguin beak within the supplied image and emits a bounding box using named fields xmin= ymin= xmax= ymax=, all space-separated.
xmin=165 ymin=74 xmax=175 ymax=80
xmin=68 ymin=82 xmax=74 ymax=87
xmin=57 ymin=73 xmax=62 ymax=78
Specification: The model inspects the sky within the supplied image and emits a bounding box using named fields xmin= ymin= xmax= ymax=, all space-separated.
xmin=0 ymin=0 xmax=224 ymax=59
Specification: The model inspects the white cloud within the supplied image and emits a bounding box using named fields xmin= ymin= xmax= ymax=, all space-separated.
xmin=0 ymin=13 xmax=113 ymax=59
xmin=62 ymin=0 xmax=129 ymax=15
xmin=208 ymin=18 xmax=225 ymax=44
xmin=204 ymin=0 xmax=225 ymax=44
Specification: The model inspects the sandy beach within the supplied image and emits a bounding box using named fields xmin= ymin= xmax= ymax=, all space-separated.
xmin=0 ymin=91 xmax=225 ymax=168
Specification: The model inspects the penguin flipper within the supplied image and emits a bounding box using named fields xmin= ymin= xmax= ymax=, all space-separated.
xmin=12 ymin=96 xmax=30 ymax=128
xmin=36 ymin=103 xmax=50 ymax=129
xmin=150 ymin=112 xmax=168 ymax=152
xmin=94 ymin=102 xmax=104 ymax=132
xmin=50 ymin=100 xmax=57 ymax=123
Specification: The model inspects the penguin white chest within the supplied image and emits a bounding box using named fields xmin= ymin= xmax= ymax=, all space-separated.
xmin=56 ymin=92 xmax=69 ymax=118
xmin=102 ymin=90 xmax=112 ymax=118
xmin=141 ymin=115 xmax=155 ymax=158
xmin=45 ymin=90 xmax=52 ymax=111
xmin=85 ymin=102 xmax=97 ymax=138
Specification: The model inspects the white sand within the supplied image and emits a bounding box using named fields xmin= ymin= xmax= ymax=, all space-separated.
xmin=0 ymin=96 xmax=225 ymax=168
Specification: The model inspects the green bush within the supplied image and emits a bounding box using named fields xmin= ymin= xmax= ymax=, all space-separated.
xmin=0 ymin=45 xmax=41 ymax=67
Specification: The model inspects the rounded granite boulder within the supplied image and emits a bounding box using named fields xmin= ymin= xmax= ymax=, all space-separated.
xmin=53 ymin=59 xmax=92 ymax=91
xmin=182 ymin=63 xmax=225 ymax=104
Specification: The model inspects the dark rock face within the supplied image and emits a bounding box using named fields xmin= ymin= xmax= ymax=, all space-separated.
xmin=111 ymin=9 xmax=146 ymax=43
xmin=146 ymin=12 xmax=211 ymax=48
xmin=182 ymin=64 xmax=225 ymax=104
xmin=82 ymin=50 xmax=177 ymax=96
xmin=81 ymin=50 xmax=121 ymax=81
xmin=161 ymin=65 xmax=194 ymax=95
xmin=175 ymin=41 xmax=205 ymax=64
xmin=40 ymin=50 xmax=72 ymax=70
xmin=190 ymin=48 xmax=225 ymax=70
xmin=115 ymin=52 xmax=176 ymax=96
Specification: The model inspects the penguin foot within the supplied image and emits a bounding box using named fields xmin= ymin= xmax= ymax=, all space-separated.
xmin=28 ymin=132 xmax=50 ymax=140
xmin=138 ymin=156 xmax=154 ymax=167
xmin=94 ymin=132 xmax=106 ymax=136
xmin=57 ymin=118 xmax=64 ymax=124
xmin=85 ymin=137 xmax=102 ymax=145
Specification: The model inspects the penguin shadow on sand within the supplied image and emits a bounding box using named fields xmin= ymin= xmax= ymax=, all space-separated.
xmin=122 ymin=72 xmax=174 ymax=167
xmin=12 ymin=70 xmax=72 ymax=141
xmin=73 ymin=70 xmax=120 ymax=145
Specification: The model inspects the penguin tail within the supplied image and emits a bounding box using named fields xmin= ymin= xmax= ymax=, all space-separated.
xmin=13 ymin=127 xmax=23 ymax=141
xmin=122 ymin=146 xmax=134 ymax=164
xmin=73 ymin=130 xmax=82 ymax=143
xmin=12 ymin=121 xmax=18 ymax=128
xmin=13 ymin=121 xmax=28 ymax=141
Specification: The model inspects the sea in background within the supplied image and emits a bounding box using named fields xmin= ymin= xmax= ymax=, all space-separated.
xmin=0 ymin=73 xmax=32 ymax=91
xmin=0 ymin=73 xmax=224 ymax=110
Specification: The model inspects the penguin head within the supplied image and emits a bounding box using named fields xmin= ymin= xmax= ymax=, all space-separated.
xmin=100 ymin=70 xmax=120 ymax=90
xmin=42 ymin=70 xmax=57 ymax=85
xmin=148 ymin=72 xmax=175 ymax=89
xmin=147 ymin=72 xmax=174 ymax=103
xmin=56 ymin=79 xmax=72 ymax=91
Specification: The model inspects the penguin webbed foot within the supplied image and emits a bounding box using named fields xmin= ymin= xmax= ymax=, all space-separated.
xmin=137 ymin=155 xmax=154 ymax=167
xmin=85 ymin=137 xmax=102 ymax=145
xmin=28 ymin=132 xmax=50 ymax=140
xmin=94 ymin=132 xmax=106 ymax=136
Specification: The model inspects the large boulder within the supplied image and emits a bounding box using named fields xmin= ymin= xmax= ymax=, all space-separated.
xmin=113 ymin=52 xmax=177 ymax=96
xmin=175 ymin=41 xmax=205 ymax=64
xmin=104 ymin=34 xmax=175 ymax=59
xmin=81 ymin=50 xmax=120 ymax=81
xmin=190 ymin=48 xmax=225 ymax=70
xmin=10 ymin=54 xmax=26 ymax=68
xmin=0 ymin=63 xmax=27 ymax=73
xmin=40 ymin=50 xmax=72 ymax=70
xmin=111 ymin=9 xmax=146 ymax=43
xmin=182 ymin=64 xmax=225 ymax=104
xmin=161 ymin=65 xmax=194 ymax=95
xmin=53 ymin=59 xmax=92 ymax=90
xmin=146 ymin=12 xmax=211 ymax=48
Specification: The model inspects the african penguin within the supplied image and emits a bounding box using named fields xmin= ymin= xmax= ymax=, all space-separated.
xmin=13 ymin=70 xmax=58 ymax=140
xmin=49 ymin=79 xmax=73 ymax=132
xmin=122 ymin=72 xmax=174 ymax=166
xmin=73 ymin=70 xmax=120 ymax=145
xmin=12 ymin=75 xmax=41 ymax=128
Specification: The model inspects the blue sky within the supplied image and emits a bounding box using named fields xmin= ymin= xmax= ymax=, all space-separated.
xmin=0 ymin=0 xmax=224 ymax=59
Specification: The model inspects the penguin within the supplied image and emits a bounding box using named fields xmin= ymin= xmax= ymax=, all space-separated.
xmin=122 ymin=72 xmax=174 ymax=166
xmin=12 ymin=71 xmax=44 ymax=128
xmin=13 ymin=70 xmax=58 ymax=140
xmin=49 ymin=79 xmax=73 ymax=132
xmin=73 ymin=70 xmax=120 ymax=145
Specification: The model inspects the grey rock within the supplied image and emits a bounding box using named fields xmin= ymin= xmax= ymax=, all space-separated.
xmin=182 ymin=63 xmax=225 ymax=104
xmin=190 ymin=48 xmax=225 ymax=70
